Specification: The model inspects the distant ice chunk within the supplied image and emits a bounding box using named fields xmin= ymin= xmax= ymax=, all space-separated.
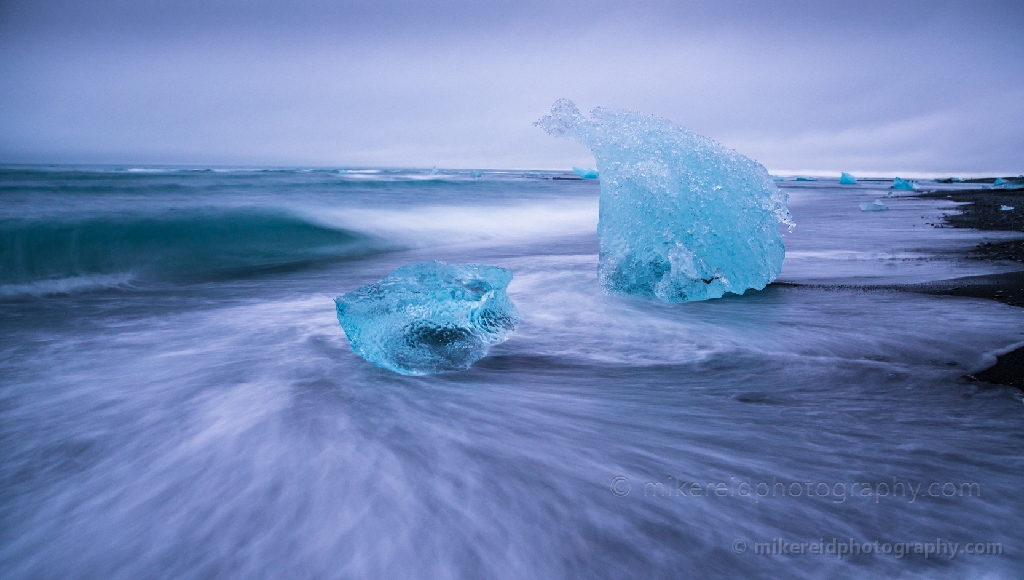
xmin=573 ymin=167 xmax=599 ymax=179
xmin=1001 ymin=205 xmax=1015 ymax=211
xmin=335 ymin=262 xmax=519 ymax=375
xmin=795 ymin=177 xmax=815 ymax=181
xmin=992 ymin=177 xmax=1024 ymax=190
xmin=839 ymin=172 xmax=857 ymax=185
xmin=993 ymin=178 xmax=1007 ymax=186
xmin=891 ymin=177 xmax=917 ymax=190
xmin=431 ymin=166 xmax=438 ymax=175
xmin=535 ymin=99 xmax=793 ymax=302
xmin=860 ymin=200 xmax=888 ymax=211
xmin=470 ymin=171 xmax=482 ymax=178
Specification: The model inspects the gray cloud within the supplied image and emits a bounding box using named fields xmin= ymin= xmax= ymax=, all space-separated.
xmin=1 ymin=0 xmax=1021 ymax=173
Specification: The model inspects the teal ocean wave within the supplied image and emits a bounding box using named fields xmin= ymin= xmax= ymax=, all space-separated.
xmin=0 ymin=210 xmax=379 ymax=289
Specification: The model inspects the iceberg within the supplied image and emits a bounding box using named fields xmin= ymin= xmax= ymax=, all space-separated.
xmin=430 ymin=166 xmax=438 ymax=175
xmin=1001 ymin=205 xmax=1015 ymax=211
xmin=795 ymin=177 xmax=815 ymax=181
xmin=470 ymin=171 xmax=482 ymax=178
xmin=573 ymin=167 xmax=599 ymax=179
xmin=535 ymin=99 xmax=793 ymax=303
xmin=860 ymin=200 xmax=888 ymax=211
xmin=992 ymin=177 xmax=1024 ymax=190
xmin=335 ymin=262 xmax=519 ymax=375
xmin=891 ymin=177 xmax=917 ymax=190
xmin=839 ymin=172 xmax=857 ymax=185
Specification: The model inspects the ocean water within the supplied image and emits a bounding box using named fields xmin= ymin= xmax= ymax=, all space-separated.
xmin=1 ymin=167 xmax=1023 ymax=579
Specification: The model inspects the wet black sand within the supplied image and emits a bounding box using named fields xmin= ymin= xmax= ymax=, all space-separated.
xmin=781 ymin=187 xmax=1024 ymax=389
xmin=912 ymin=188 xmax=1024 ymax=388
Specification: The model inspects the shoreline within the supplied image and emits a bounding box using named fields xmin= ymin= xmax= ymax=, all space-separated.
xmin=781 ymin=187 xmax=1024 ymax=389
xmin=913 ymin=188 xmax=1023 ymax=388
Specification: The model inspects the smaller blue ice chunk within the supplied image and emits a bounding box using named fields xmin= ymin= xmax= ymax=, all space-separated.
xmin=572 ymin=167 xmax=599 ymax=179
xmin=1001 ymin=205 xmax=1015 ymax=211
xmin=860 ymin=200 xmax=888 ymax=211
xmin=891 ymin=177 xmax=917 ymax=190
xmin=990 ymin=177 xmax=1024 ymax=190
xmin=839 ymin=172 xmax=857 ymax=185
xmin=431 ymin=166 xmax=438 ymax=175
xmin=335 ymin=262 xmax=519 ymax=375
xmin=795 ymin=177 xmax=815 ymax=181
xmin=470 ymin=170 xmax=482 ymax=178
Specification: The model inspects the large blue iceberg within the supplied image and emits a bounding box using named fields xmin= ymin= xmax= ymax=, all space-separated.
xmin=839 ymin=172 xmax=857 ymax=185
xmin=535 ymin=99 xmax=793 ymax=302
xmin=891 ymin=177 xmax=917 ymax=190
xmin=992 ymin=177 xmax=1024 ymax=190
xmin=573 ymin=167 xmax=599 ymax=179
xmin=335 ymin=262 xmax=519 ymax=375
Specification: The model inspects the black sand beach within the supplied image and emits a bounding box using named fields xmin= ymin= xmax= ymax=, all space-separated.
xmin=913 ymin=188 xmax=1024 ymax=388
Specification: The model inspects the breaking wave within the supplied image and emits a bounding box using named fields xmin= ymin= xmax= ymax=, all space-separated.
xmin=0 ymin=210 xmax=381 ymax=293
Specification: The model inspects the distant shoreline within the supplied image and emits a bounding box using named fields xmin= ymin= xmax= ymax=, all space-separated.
xmin=777 ymin=187 xmax=1024 ymax=389
xmin=910 ymin=188 xmax=1023 ymax=388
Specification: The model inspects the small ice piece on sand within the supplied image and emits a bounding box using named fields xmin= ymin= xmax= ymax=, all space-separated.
xmin=535 ymin=99 xmax=792 ymax=303
xmin=573 ymin=167 xmax=599 ymax=179
xmin=860 ymin=200 xmax=888 ymax=211
xmin=839 ymin=172 xmax=857 ymax=185
xmin=335 ymin=262 xmax=519 ymax=375
xmin=1001 ymin=205 xmax=1015 ymax=211
xmin=891 ymin=177 xmax=917 ymax=190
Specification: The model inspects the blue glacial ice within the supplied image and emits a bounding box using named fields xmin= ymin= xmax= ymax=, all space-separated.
xmin=839 ymin=172 xmax=857 ymax=185
xmin=335 ymin=262 xmax=519 ymax=375
xmin=470 ymin=170 xmax=482 ymax=178
xmin=860 ymin=200 xmax=888 ymax=211
xmin=535 ymin=99 xmax=793 ymax=303
xmin=891 ymin=177 xmax=917 ymax=190
xmin=573 ymin=167 xmax=599 ymax=179
xmin=992 ymin=177 xmax=1024 ymax=190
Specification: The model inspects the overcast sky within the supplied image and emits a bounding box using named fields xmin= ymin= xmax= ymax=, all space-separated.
xmin=1 ymin=0 xmax=1021 ymax=174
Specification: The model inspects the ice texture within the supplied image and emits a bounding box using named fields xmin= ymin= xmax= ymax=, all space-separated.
xmin=839 ymin=172 xmax=857 ymax=185
xmin=573 ymin=167 xmax=599 ymax=179
xmin=891 ymin=177 xmax=917 ymax=190
xmin=535 ymin=99 xmax=793 ymax=303
xmin=335 ymin=262 xmax=519 ymax=375
xmin=860 ymin=200 xmax=888 ymax=211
